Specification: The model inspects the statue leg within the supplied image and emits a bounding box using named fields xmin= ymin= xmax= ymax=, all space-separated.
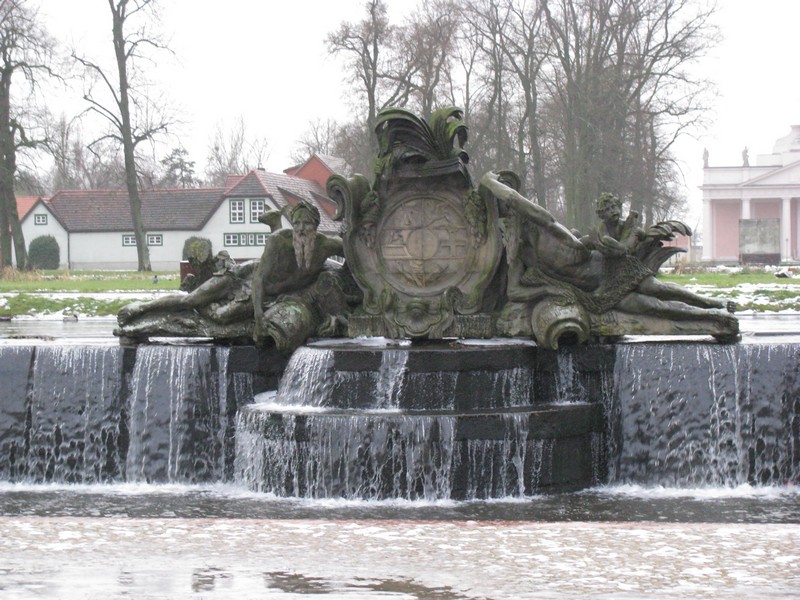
xmin=636 ymin=276 xmax=729 ymax=310
xmin=203 ymin=300 xmax=253 ymax=325
xmin=616 ymin=292 xmax=736 ymax=325
xmin=119 ymin=276 xmax=233 ymax=324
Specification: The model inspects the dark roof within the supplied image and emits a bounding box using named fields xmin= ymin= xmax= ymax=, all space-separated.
xmin=224 ymin=170 xmax=271 ymax=197
xmin=48 ymin=188 xmax=226 ymax=232
xmin=253 ymin=170 xmax=338 ymax=233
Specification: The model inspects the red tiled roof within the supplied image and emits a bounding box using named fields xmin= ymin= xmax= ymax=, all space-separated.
xmin=16 ymin=196 xmax=41 ymax=219
xmin=48 ymin=188 xmax=226 ymax=232
xmin=316 ymin=154 xmax=351 ymax=177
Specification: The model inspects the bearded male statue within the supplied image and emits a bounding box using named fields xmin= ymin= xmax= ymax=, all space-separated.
xmin=252 ymin=200 xmax=360 ymax=351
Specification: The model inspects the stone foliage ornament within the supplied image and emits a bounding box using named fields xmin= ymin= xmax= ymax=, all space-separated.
xmin=115 ymin=106 xmax=738 ymax=351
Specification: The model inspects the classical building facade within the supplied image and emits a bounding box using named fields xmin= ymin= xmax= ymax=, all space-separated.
xmin=701 ymin=126 xmax=800 ymax=263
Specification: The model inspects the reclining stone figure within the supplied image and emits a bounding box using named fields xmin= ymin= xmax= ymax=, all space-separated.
xmin=116 ymin=251 xmax=256 ymax=341
xmin=116 ymin=202 xmax=359 ymax=350
xmin=481 ymin=172 xmax=739 ymax=348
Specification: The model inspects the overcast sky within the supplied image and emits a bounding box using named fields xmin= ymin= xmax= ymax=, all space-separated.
xmin=38 ymin=0 xmax=800 ymax=224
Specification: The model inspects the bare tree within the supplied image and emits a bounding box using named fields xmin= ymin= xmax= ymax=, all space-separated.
xmin=45 ymin=115 xmax=125 ymax=191
xmin=73 ymin=0 xmax=173 ymax=271
xmin=204 ymin=116 xmax=269 ymax=186
xmin=399 ymin=0 xmax=461 ymax=119
xmin=290 ymin=118 xmax=340 ymax=165
xmin=544 ymin=0 xmax=717 ymax=231
xmin=0 ymin=0 xmax=59 ymax=269
xmin=327 ymin=0 xmax=413 ymax=155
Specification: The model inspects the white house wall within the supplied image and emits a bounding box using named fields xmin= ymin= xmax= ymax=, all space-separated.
xmin=18 ymin=207 xmax=70 ymax=269
xmin=199 ymin=197 xmax=283 ymax=261
xmin=68 ymin=231 xmax=196 ymax=270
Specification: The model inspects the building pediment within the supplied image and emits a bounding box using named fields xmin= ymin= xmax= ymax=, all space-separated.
xmin=740 ymin=159 xmax=800 ymax=187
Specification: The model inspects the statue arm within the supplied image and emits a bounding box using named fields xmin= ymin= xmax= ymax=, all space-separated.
xmin=479 ymin=172 xmax=588 ymax=255
xmin=479 ymin=172 xmax=554 ymax=227
xmin=323 ymin=235 xmax=344 ymax=258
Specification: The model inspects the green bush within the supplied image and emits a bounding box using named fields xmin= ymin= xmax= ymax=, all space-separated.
xmin=28 ymin=235 xmax=60 ymax=270
xmin=182 ymin=236 xmax=213 ymax=261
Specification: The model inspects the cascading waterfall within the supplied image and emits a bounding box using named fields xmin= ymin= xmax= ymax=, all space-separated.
xmin=0 ymin=345 xmax=125 ymax=483
xmin=235 ymin=410 xmax=457 ymax=499
xmin=374 ymin=349 xmax=409 ymax=408
xmin=233 ymin=341 xmax=599 ymax=500
xmin=2 ymin=337 xmax=797 ymax=494
xmin=610 ymin=342 xmax=800 ymax=486
xmin=125 ymin=345 xmax=230 ymax=483
xmin=274 ymin=347 xmax=334 ymax=406
xmin=457 ymin=413 xmax=542 ymax=499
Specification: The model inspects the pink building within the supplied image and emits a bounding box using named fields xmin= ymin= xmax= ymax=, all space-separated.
xmin=701 ymin=126 xmax=800 ymax=263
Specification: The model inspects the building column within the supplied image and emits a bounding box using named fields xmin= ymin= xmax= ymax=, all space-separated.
xmin=702 ymin=198 xmax=714 ymax=261
xmin=741 ymin=197 xmax=751 ymax=219
xmin=781 ymin=197 xmax=792 ymax=262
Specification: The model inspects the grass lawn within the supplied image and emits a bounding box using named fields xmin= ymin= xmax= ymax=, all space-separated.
xmin=1 ymin=266 xmax=799 ymax=317
xmin=0 ymin=269 xmax=181 ymax=293
xmin=658 ymin=271 xmax=794 ymax=287
xmin=0 ymin=269 xmax=182 ymax=317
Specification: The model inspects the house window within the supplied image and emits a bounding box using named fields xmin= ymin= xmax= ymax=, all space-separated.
xmin=147 ymin=234 xmax=163 ymax=246
xmin=224 ymin=232 xmax=268 ymax=246
xmin=250 ymin=199 xmax=265 ymax=222
xmin=122 ymin=235 xmax=137 ymax=246
xmin=230 ymin=199 xmax=245 ymax=223
xmin=34 ymin=214 xmax=47 ymax=225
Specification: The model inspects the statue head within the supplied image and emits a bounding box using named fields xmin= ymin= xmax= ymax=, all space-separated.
xmin=289 ymin=201 xmax=321 ymax=231
xmin=213 ymin=250 xmax=235 ymax=274
xmin=287 ymin=201 xmax=321 ymax=270
xmin=596 ymin=192 xmax=621 ymax=223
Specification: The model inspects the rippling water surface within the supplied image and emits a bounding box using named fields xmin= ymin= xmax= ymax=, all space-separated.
xmin=1 ymin=484 xmax=798 ymax=599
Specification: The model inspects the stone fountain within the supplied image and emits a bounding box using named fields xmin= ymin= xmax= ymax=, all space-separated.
xmin=2 ymin=108 xmax=796 ymax=499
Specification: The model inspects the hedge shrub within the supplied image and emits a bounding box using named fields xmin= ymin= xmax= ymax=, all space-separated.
xmin=28 ymin=235 xmax=60 ymax=270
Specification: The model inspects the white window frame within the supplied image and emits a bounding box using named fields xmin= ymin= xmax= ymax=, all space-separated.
xmin=146 ymin=234 xmax=163 ymax=246
xmin=230 ymin=199 xmax=245 ymax=223
xmin=255 ymin=233 xmax=267 ymax=245
xmin=122 ymin=235 xmax=137 ymax=246
xmin=224 ymin=233 xmax=240 ymax=246
xmin=34 ymin=214 xmax=48 ymax=225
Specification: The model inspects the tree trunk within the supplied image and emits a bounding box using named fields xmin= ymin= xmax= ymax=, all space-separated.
xmin=0 ymin=69 xmax=27 ymax=269
xmin=112 ymin=2 xmax=150 ymax=271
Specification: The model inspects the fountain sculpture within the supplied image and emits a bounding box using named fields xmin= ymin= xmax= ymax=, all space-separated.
xmin=4 ymin=108 xmax=795 ymax=501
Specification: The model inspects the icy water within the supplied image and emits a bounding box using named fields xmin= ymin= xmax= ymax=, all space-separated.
xmin=0 ymin=483 xmax=798 ymax=599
